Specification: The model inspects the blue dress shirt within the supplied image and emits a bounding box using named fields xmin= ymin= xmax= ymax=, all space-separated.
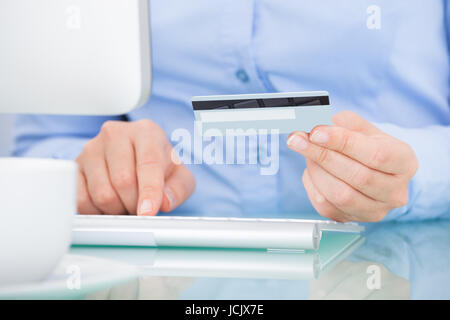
xmin=13 ymin=0 xmax=450 ymax=220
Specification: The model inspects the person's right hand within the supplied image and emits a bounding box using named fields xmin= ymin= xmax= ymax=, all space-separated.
xmin=75 ymin=119 xmax=196 ymax=215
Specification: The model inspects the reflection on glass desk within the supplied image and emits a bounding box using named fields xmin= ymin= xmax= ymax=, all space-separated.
xmin=2 ymin=219 xmax=450 ymax=299
xmin=72 ymin=232 xmax=363 ymax=281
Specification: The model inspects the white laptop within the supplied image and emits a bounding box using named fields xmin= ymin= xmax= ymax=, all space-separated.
xmin=72 ymin=215 xmax=364 ymax=251
xmin=0 ymin=0 xmax=151 ymax=115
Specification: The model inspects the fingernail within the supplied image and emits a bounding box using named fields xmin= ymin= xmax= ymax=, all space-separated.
xmin=310 ymin=130 xmax=329 ymax=144
xmin=287 ymin=134 xmax=308 ymax=151
xmin=164 ymin=187 xmax=176 ymax=210
xmin=139 ymin=199 xmax=153 ymax=215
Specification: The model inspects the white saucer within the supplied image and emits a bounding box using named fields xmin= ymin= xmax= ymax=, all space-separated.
xmin=0 ymin=254 xmax=139 ymax=299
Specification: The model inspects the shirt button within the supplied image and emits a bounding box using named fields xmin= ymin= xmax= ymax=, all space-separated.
xmin=235 ymin=69 xmax=250 ymax=83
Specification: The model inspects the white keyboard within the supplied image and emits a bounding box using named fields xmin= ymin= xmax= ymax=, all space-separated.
xmin=72 ymin=215 xmax=364 ymax=251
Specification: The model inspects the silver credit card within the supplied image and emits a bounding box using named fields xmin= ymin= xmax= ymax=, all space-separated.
xmin=192 ymin=91 xmax=332 ymax=135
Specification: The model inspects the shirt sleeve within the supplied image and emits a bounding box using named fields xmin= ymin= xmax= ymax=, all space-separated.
xmin=13 ymin=114 xmax=125 ymax=160
xmin=376 ymin=123 xmax=450 ymax=221
xmin=377 ymin=1 xmax=450 ymax=221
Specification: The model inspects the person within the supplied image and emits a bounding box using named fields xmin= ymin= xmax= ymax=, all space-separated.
xmin=13 ymin=1 xmax=450 ymax=222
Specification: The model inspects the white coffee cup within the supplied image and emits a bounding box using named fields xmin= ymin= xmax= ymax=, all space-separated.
xmin=0 ymin=157 xmax=77 ymax=286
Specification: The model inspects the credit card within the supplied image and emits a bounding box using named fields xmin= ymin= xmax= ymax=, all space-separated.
xmin=192 ymin=91 xmax=332 ymax=135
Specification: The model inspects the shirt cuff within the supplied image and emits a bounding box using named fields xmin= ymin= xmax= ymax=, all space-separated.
xmin=375 ymin=122 xmax=450 ymax=221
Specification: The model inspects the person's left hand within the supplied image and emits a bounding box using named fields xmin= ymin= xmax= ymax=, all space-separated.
xmin=287 ymin=111 xmax=418 ymax=222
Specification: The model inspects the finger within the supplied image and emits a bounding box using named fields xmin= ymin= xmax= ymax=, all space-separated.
xmin=76 ymin=170 xmax=101 ymax=215
xmin=332 ymin=110 xmax=383 ymax=136
xmin=306 ymin=160 xmax=389 ymax=222
xmin=104 ymin=135 xmax=139 ymax=214
xmin=132 ymin=120 xmax=175 ymax=216
xmin=302 ymin=169 xmax=350 ymax=222
xmin=81 ymin=146 xmax=127 ymax=215
xmin=308 ymin=125 xmax=412 ymax=174
xmin=289 ymin=132 xmax=401 ymax=201
xmin=160 ymin=165 xmax=196 ymax=212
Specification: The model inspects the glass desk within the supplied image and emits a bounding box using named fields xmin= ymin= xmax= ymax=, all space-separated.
xmin=1 ymin=220 xmax=450 ymax=300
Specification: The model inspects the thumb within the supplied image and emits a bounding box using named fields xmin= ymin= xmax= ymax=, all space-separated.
xmin=332 ymin=110 xmax=382 ymax=136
